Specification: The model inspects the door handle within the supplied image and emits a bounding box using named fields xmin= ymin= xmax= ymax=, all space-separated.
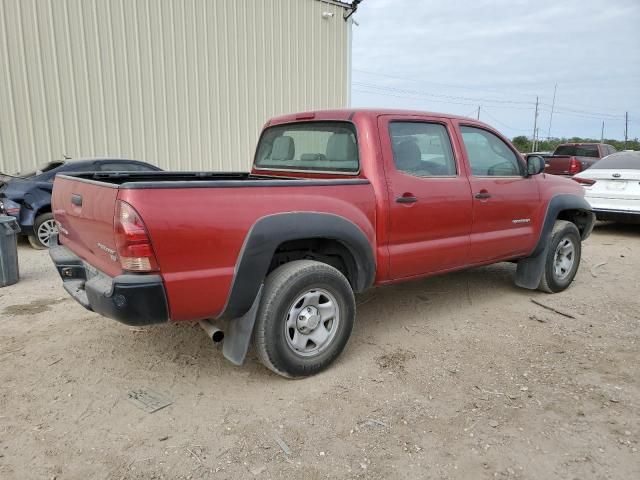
xmin=474 ymin=191 xmax=491 ymax=200
xmin=71 ymin=194 xmax=83 ymax=206
xmin=396 ymin=195 xmax=418 ymax=204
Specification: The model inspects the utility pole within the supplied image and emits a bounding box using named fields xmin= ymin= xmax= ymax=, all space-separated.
xmin=477 ymin=105 xmax=481 ymax=120
xmin=601 ymin=121 xmax=605 ymax=144
xmin=531 ymin=96 xmax=539 ymax=153
xmin=547 ymin=83 xmax=557 ymax=139
xmin=624 ymin=112 xmax=628 ymax=149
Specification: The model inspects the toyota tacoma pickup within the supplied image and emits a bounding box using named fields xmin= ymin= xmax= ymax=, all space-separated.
xmin=50 ymin=109 xmax=595 ymax=378
xmin=539 ymin=142 xmax=616 ymax=176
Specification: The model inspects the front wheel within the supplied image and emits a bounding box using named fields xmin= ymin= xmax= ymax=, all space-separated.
xmin=538 ymin=220 xmax=582 ymax=293
xmin=253 ymin=260 xmax=356 ymax=378
xmin=28 ymin=212 xmax=57 ymax=249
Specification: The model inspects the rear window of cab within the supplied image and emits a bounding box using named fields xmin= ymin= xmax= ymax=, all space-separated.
xmin=554 ymin=145 xmax=600 ymax=157
xmin=254 ymin=121 xmax=359 ymax=173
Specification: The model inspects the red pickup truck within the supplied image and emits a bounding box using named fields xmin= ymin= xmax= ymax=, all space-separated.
xmin=50 ymin=109 xmax=595 ymax=377
xmin=541 ymin=143 xmax=616 ymax=176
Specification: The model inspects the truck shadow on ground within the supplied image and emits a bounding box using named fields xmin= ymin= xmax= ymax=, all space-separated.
xmin=111 ymin=261 xmax=523 ymax=379
xmin=592 ymin=221 xmax=639 ymax=237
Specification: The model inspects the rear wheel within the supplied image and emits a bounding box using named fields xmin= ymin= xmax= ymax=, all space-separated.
xmin=538 ymin=220 xmax=581 ymax=293
xmin=28 ymin=212 xmax=57 ymax=249
xmin=253 ymin=260 xmax=356 ymax=378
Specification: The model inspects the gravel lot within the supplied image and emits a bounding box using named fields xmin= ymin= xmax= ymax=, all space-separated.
xmin=1 ymin=224 xmax=638 ymax=480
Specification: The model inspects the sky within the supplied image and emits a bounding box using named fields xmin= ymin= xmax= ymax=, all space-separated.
xmin=351 ymin=0 xmax=640 ymax=141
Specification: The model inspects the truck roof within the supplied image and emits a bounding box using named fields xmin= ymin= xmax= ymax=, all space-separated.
xmin=267 ymin=108 xmax=485 ymax=126
xmin=556 ymin=143 xmax=604 ymax=147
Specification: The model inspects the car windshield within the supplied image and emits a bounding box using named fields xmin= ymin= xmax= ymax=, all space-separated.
xmin=553 ymin=145 xmax=599 ymax=158
xmin=590 ymin=152 xmax=640 ymax=169
xmin=19 ymin=161 xmax=65 ymax=178
xmin=255 ymin=121 xmax=359 ymax=173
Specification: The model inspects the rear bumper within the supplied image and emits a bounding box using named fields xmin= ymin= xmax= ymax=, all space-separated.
xmin=49 ymin=234 xmax=169 ymax=326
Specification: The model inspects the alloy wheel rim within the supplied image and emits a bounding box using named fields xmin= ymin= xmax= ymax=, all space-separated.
xmin=284 ymin=288 xmax=340 ymax=357
xmin=553 ymin=237 xmax=575 ymax=281
xmin=37 ymin=219 xmax=58 ymax=247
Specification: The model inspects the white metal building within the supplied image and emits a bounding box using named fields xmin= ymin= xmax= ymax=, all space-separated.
xmin=0 ymin=0 xmax=353 ymax=174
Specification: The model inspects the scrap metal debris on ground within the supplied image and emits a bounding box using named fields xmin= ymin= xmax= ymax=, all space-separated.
xmin=126 ymin=388 xmax=174 ymax=413
xmin=272 ymin=432 xmax=292 ymax=456
xmin=590 ymin=261 xmax=608 ymax=277
xmin=530 ymin=298 xmax=576 ymax=319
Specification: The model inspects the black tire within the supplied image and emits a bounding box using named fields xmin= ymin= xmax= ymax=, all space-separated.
xmin=253 ymin=260 xmax=356 ymax=378
xmin=28 ymin=212 xmax=57 ymax=249
xmin=538 ymin=220 xmax=582 ymax=293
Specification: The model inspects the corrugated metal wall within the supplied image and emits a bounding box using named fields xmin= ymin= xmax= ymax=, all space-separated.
xmin=0 ymin=0 xmax=350 ymax=174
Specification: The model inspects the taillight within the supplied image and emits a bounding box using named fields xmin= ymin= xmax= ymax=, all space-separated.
xmin=0 ymin=198 xmax=21 ymax=216
xmin=114 ymin=200 xmax=159 ymax=272
xmin=572 ymin=177 xmax=596 ymax=186
xmin=568 ymin=157 xmax=582 ymax=175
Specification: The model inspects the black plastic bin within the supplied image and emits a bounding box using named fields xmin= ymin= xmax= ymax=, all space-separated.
xmin=0 ymin=215 xmax=20 ymax=287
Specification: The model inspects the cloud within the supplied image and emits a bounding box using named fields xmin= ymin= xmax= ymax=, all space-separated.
xmin=351 ymin=0 xmax=640 ymax=139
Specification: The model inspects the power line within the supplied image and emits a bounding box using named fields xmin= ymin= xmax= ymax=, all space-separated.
xmin=539 ymin=104 xmax=623 ymax=120
xmin=353 ymin=85 xmax=634 ymax=128
xmin=463 ymin=107 xmax=479 ymax=118
xmin=353 ymin=85 xmax=632 ymax=140
xmin=352 ymin=82 xmax=535 ymax=110
xmin=353 ymin=69 xmax=636 ymax=120
xmin=540 ymin=98 xmax=633 ymax=115
xmin=540 ymin=107 xmax=625 ymax=121
xmin=351 ymin=87 xmax=481 ymax=108
xmin=353 ymin=81 xmax=534 ymax=106
xmin=353 ymin=68 xmax=526 ymax=96
xmin=479 ymin=108 xmax=531 ymax=132
xmin=355 ymin=67 xmax=640 ymax=90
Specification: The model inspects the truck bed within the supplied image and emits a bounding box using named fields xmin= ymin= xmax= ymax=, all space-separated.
xmin=64 ymin=171 xmax=369 ymax=187
xmin=51 ymin=171 xmax=376 ymax=322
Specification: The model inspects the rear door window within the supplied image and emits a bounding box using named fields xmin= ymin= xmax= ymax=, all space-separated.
xmin=99 ymin=162 xmax=157 ymax=172
xmin=255 ymin=122 xmax=359 ymax=173
xmin=554 ymin=145 xmax=600 ymax=157
xmin=57 ymin=162 xmax=98 ymax=174
xmin=388 ymin=122 xmax=457 ymax=176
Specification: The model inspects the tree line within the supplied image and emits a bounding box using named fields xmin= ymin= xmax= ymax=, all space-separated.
xmin=511 ymin=136 xmax=640 ymax=153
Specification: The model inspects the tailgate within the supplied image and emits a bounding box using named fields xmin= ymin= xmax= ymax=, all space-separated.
xmin=543 ymin=156 xmax=573 ymax=175
xmin=52 ymin=176 xmax=122 ymax=277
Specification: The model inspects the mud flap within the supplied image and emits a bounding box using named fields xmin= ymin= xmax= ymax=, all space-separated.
xmin=515 ymin=246 xmax=548 ymax=289
xmin=222 ymin=285 xmax=263 ymax=365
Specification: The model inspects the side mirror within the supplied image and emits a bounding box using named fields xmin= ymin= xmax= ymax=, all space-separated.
xmin=527 ymin=155 xmax=546 ymax=176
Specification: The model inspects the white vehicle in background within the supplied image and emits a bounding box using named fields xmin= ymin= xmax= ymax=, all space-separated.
xmin=573 ymin=151 xmax=640 ymax=223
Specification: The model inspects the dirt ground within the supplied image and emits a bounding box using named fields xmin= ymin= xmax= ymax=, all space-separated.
xmin=1 ymin=223 xmax=638 ymax=480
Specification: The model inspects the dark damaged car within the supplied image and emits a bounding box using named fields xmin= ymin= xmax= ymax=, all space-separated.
xmin=0 ymin=159 xmax=161 ymax=248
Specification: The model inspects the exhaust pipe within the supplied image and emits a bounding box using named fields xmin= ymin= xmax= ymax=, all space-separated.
xmin=199 ymin=319 xmax=224 ymax=343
